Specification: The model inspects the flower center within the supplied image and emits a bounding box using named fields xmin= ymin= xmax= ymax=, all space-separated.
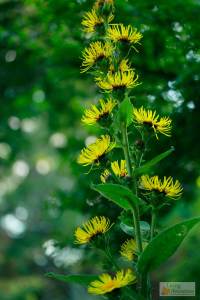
xmin=90 ymin=231 xmax=102 ymax=241
xmin=97 ymin=54 xmax=105 ymax=61
xmin=94 ymin=153 xmax=106 ymax=164
xmin=119 ymin=37 xmax=129 ymax=42
xmin=120 ymin=171 xmax=127 ymax=177
xmin=94 ymin=22 xmax=104 ymax=30
xmin=112 ymin=84 xmax=126 ymax=90
xmin=143 ymin=121 xmax=157 ymax=129
xmin=98 ymin=111 xmax=109 ymax=121
xmin=153 ymin=188 xmax=167 ymax=196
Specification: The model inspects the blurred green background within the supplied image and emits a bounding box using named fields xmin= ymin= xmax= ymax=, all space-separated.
xmin=0 ymin=0 xmax=200 ymax=299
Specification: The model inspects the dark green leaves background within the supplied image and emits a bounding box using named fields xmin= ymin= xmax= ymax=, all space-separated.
xmin=0 ymin=0 xmax=200 ymax=299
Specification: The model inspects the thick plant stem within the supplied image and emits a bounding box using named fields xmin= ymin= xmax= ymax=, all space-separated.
xmin=150 ymin=208 xmax=156 ymax=240
xmin=121 ymin=121 xmax=147 ymax=296
xmin=121 ymin=122 xmax=132 ymax=177
xmin=121 ymin=122 xmax=143 ymax=253
xmin=132 ymin=204 xmax=143 ymax=253
xmin=141 ymin=273 xmax=152 ymax=300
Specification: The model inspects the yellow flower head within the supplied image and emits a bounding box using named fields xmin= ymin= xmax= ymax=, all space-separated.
xmin=96 ymin=70 xmax=139 ymax=91
xmin=120 ymin=239 xmax=137 ymax=261
xmin=82 ymin=9 xmax=104 ymax=33
xmin=77 ymin=135 xmax=115 ymax=166
xmin=82 ymin=9 xmax=114 ymax=34
xmin=88 ymin=269 xmax=136 ymax=295
xmin=100 ymin=169 xmax=111 ymax=183
xmin=120 ymin=239 xmax=148 ymax=261
xmin=100 ymin=160 xmax=128 ymax=183
xmin=74 ymin=216 xmax=112 ymax=244
xmin=107 ymin=24 xmax=143 ymax=44
xmin=111 ymin=160 xmax=128 ymax=177
xmin=94 ymin=0 xmax=114 ymax=9
xmin=109 ymin=59 xmax=133 ymax=73
xmin=133 ymin=106 xmax=172 ymax=138
xmin=119 ymin=59 xmax=133 ymax=72
xmin=140 ymin=175 xmax=183 ymax=199
xmin=82 ymin=98 xmax=116 ymax=125
xmin=81 ymin=41 xmax=113 ymax=73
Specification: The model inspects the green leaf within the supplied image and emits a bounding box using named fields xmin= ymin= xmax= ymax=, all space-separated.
xmin=135 ymin=147 xmax=174 ymax=175
xmin=120 ymin=222 xmax=134 ymax=236
xmin=137 ymin=217 xmax=200 ymax=274
xmin=46 ymin=272 xmax=98 ymax=286
xmin=115 ymin=97 xmax=133 ymax=128
xmin=92 ymin=183 xmax=141 ymax=210
xmin=120 ymin=219 xmax=150 ymax=238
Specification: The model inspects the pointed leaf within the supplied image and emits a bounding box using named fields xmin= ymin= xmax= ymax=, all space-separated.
xmin=46 ymin=272 xmax=98 ymax=286
xmin=135 ymin=147 xmax=174 ymax=175
xmin=137 ymin=217 xmax=200 ymax=274
xmin=112 ymin=97 xmax=133 ymax=131
xmin=92 ymin=183 xmax=141 ymax=210
xmin=118 ymin=97 xmax=133 ymax=127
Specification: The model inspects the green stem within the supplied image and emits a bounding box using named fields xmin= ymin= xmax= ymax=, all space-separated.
xmin=121 ymin=121 xmax=147 ymax=297
xmin=131 ymin=204 xmax=143 ymax=253
xmin=121 ymin=122 xmax=143 ymax=253
xmin=140 ymin=273 xmax=153 ymax=300
xmin=150 ymin=208 xmax=156 ymax=240
xmin=121 ymin=122 xmax=132 ymax=177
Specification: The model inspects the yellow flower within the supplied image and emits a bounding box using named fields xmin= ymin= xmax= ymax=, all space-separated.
xmin=120 ymin=239 xmax=148 ymax=261
xmin=100 ymin=160 xmax=128 ymax=183
xmin=82 ymin=9 xmax=114 ymax=34
xmin=94 ymin=0 xmax=114 ymax=9
xmin=119 ymin=59 xmax=133 ymax=72
xmin=109 ymin=59 xmax=133 ymax=73
xmin=82 ymin=98 xmax=116 ymax=125
xmin=77 ymin=135 xmax=115 ymax=166
xmin=133 ymin=106 xmax=172 ymax=138
xmin=140 ymin=175 xmax=183 ymax=199
xmin=74 ymin=216 xmax=112 ymax=244
xmin=120 ymin=239 xmax=138 ymax=261
xmin=111 ymin=160 xmax=128 ymax=177
xmin=96 ymin=70 xmax=139 ymax=91
xmin=100 ymin=169 xmax=111 ymax=183
xmin=88 ymin=269 xmax=136 ymax=295
xmin=107 ymin=24 xmax=143 ymax=44
xmin=82 ymin=9 xmax=104 ymax=33
xmin=81 ymin=41 xmax=113 ymax=73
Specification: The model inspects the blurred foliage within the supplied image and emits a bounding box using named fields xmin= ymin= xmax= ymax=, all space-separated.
xmin=0 ymin=0 xmax=200 ymax=299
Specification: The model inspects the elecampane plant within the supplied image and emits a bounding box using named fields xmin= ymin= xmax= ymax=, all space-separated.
xmin=48 ymin=1 xmax=200 ymax=299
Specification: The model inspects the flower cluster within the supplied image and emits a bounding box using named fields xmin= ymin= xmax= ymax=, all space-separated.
xmin=73 ymin=0 xmax=183 ymax=297
xmin=74 ymin=215 xmax=137 ymax=295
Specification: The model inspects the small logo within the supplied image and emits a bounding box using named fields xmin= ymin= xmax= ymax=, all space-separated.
xmin=160 ymin=282 xmax=195 ymax=297
xmin=161 ymin=286 xmax=171 ymax=296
